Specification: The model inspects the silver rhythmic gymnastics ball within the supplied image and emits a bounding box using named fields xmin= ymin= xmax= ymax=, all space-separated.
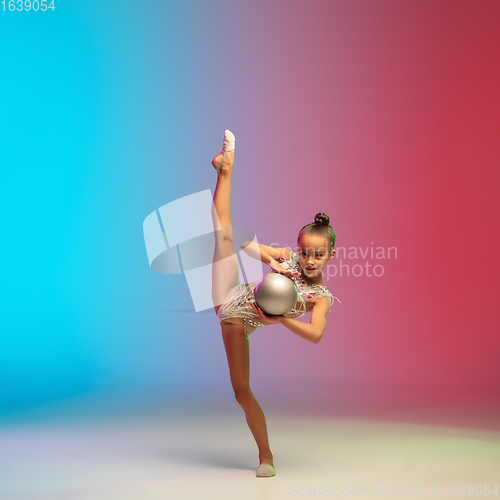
xmin=253 ymin=272 xmax=298 ymax=316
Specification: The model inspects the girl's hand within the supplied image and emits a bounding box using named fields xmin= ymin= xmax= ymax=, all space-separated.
xmin=250 ymin=302 xmax=283 ymax=324
xmin=268 ymin=259 xmax=301 ymax=278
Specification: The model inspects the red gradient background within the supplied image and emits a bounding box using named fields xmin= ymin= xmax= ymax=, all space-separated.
xmin=219 ymin=0 xmax=500 ymax=394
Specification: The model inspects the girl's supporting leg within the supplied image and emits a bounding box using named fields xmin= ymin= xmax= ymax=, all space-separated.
xmin=221 ymin=321 xmax=274 ymax=467
xmin=211 ymin=149 xmax=240 ymax=313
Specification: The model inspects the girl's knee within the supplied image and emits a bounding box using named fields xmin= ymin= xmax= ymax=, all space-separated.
xmin=220 ymin=227 xmax=235 ymax=247
xmin=233 ymin=386 xmax=253 ymax=407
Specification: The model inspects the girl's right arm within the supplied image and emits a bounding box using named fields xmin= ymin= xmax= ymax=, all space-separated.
xmin=240 ymin=242 xmax=299 ymax=276
xmin=240 ymin=241 xmax=289 ymax=265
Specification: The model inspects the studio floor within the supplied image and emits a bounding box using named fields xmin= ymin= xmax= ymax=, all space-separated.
xmin=0 ymin=388 xmax=499 ymax=500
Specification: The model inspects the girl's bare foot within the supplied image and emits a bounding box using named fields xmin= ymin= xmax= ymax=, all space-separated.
xmin=212 ymin=151 xmax=234 ymax=173
xmin=212 ymin=129 xmax=235 ymax=173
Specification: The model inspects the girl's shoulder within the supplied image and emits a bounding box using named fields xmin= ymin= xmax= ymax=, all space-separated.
xmin=277 ymin=249 xmax=299 ymax=264
xmin=309 ymin=287 xmax=341 ymax=314
xmin=277 ymin=250 xmax=300 ymax=270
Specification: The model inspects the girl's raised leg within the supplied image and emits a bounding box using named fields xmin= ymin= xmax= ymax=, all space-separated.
xmin=211 ymin=131 xmax=240 ymax=312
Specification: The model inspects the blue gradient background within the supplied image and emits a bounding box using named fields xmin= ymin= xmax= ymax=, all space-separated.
xmin=1 ymin=0 xmax=499 ymax=414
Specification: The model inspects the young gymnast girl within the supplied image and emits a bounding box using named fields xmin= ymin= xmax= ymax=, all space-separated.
xmin=210 ymin=130 xmax=340 ymax=478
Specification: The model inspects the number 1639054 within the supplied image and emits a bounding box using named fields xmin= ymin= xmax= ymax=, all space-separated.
xmin=1 ymin=0 xmax=55 ymax=11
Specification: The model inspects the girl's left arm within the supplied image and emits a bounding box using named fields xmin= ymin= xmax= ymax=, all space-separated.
xmin=278 ymin=296 xmax=330 ymax=344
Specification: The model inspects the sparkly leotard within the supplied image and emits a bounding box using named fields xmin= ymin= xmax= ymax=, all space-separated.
xmin=217 ymin=251 xmax=341 ymax=341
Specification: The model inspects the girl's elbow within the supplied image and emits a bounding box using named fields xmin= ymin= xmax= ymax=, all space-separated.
xmin=314 ymin=330 xmax=325 ymax=344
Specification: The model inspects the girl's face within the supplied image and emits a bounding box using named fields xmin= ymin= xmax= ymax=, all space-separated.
xmin=297 ymin=234 xmax=335 ymax=279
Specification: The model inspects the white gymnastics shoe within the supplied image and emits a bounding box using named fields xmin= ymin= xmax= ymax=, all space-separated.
xmin=222 ymin=129 xmax=235 ymax=152
xmin=213 ymin=129 xmax=235 ymax=171
xmin=256 ymin=463 xmax=276 ymax=478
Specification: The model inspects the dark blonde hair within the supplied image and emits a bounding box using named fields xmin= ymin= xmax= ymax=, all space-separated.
xmin=297 ymin=212 xmax=336 ymax=252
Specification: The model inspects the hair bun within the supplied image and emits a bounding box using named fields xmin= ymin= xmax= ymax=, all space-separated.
xmin=314 ymin=212 xmax=330 ymax=226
